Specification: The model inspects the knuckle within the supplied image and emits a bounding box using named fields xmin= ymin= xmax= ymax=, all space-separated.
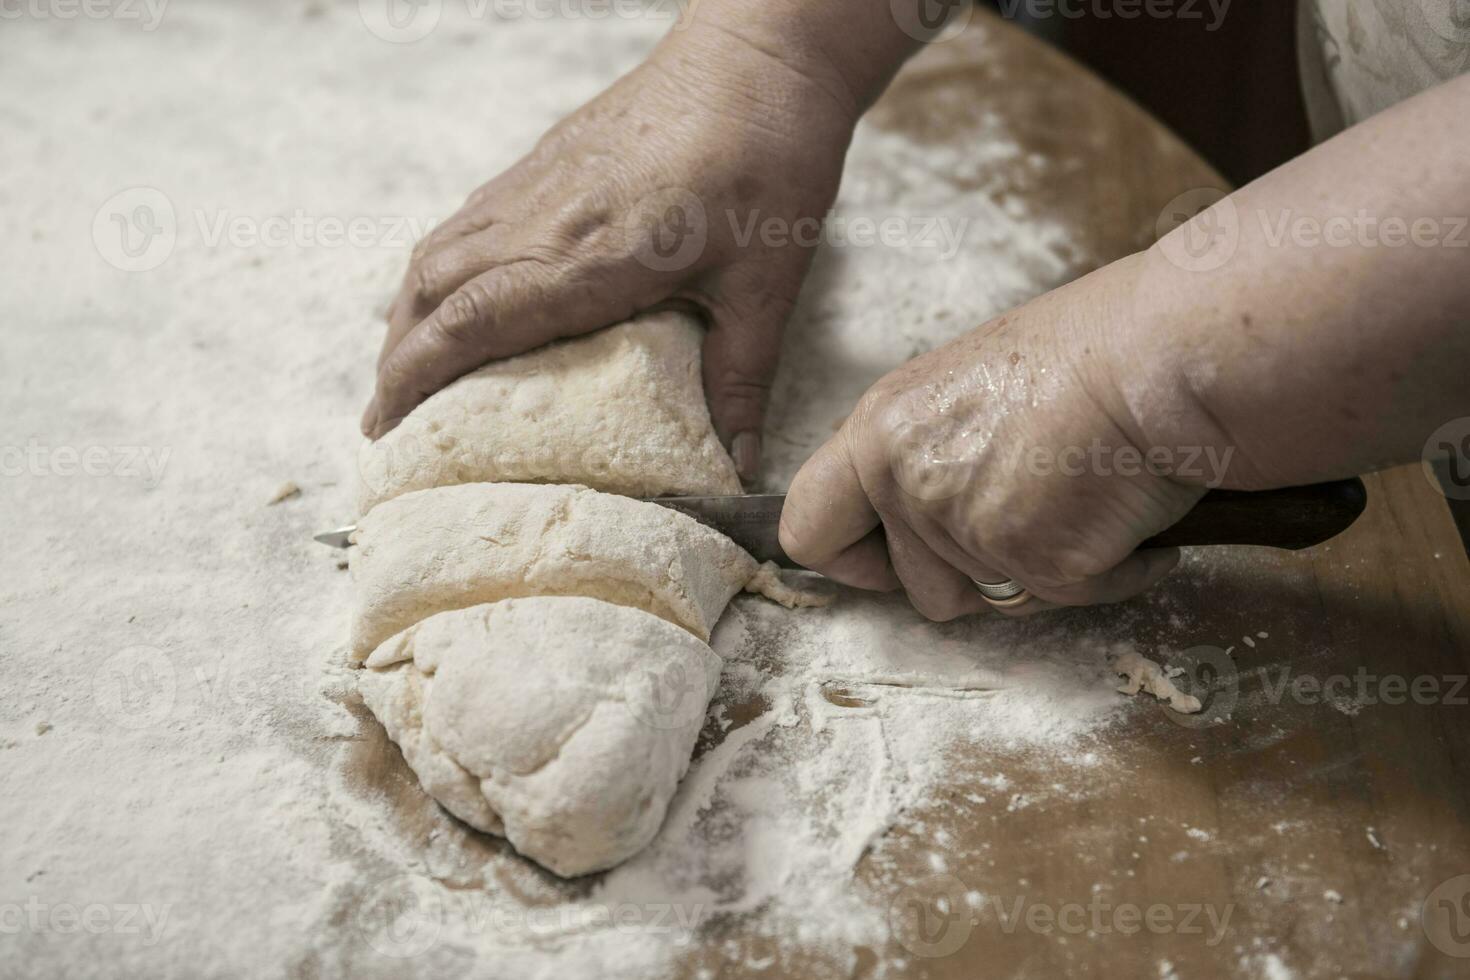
xmin=1012 ymin=555 xmax=1084 ymax=593
xmin=978 ymin=525 xmax=1031 ymax=576
xmin=862 ymin=393 xmax=975 ymax=505
xmin=410 ymin=230 xmax=449 ymax=267
xmin=434 ymin=283 xmax=495 ymax=345
xmin=411 ymin=254 xmax=454 ymax=304
xmin=465 ymin=184 xmax=497 ymax=210
xmin=950 ymin=519 xmax=994 ymax=564
xmin=859 ymin=388 xmax=905 ymax=444
xmin=1050 ymin=547 xmax=1119 ymax=583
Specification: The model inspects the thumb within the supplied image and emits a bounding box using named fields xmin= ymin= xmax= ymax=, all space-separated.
xmin=779 ymin=428 xmax=900 ymax=592
xmin=700 ymin=278 xmax=799 ymax=484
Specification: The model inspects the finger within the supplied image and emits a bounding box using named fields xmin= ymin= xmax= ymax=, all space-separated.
xmin=906 ymin=510 xmax=1012 ymax=594
xmin=405 ymin=224 xmax=520 ymax=322
xmin=378 ymin=223 xmax=518 ymax=373
xmin=927 ymin=542 xmax=1059 ymax=618
xmin=700 ymin=270 xmax=800 ymax=482
xmin=417 ymin=164 xmax=537 ymax=257
xmin=363 ymin=291 xmax=424 ymax=435
xmin=374 ymin=168 xmax=541 ymax=363
xmin=1021 ymin=546 xmax=1181 ymax=607
xmin=375 ymin=295 xmax=418 ymax=369
xmin=809 ymin=527 xmax=901 ymax=593
xmin=366 ymin=258 xmax=654 ymax=438
xmin=780 ymin=434 xmax=896 ymax=590
xmin=883 ymin=518 xmax=989 ymax=622
xmin=982 ymin=595 xmax=1059 ymax=619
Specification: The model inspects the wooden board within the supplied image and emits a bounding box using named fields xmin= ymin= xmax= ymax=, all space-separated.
xmin=846 ymin=14 xmax=1470 ymax=977
xmin=862 ymin=465 xmax=1470 ymax=979
xmin=337 ymin=11 xmax=1470 ymax=978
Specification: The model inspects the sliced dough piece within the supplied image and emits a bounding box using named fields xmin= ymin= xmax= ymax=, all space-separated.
xmin=349 ymin=482 xmax=757 ymax=661
xmin=1114 ymin=651 xmax=1202 ymax=714
xmin=359 ymin=597 xmax=720 ymax=877
xmin=357 ymin=312 xmax=741 ymax=514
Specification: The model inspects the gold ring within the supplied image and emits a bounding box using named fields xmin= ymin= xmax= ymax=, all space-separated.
xmin=982 ymin=590 xmax=1033 ymax=610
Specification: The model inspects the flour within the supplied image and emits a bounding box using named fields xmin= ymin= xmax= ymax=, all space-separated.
xmin=334 ymin=596 xmax=1144 ymax=977
xmin=4 ymin=4 xmax=1182 ymax=978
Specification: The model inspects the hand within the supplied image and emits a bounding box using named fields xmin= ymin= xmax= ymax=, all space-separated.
xmin=779 ymin=258 xmax=1209 ymax=619
xmin=361 ymin=23 xmax=862 ymax=481
xmin=777 ymin=72 xmax=1470 ymax=618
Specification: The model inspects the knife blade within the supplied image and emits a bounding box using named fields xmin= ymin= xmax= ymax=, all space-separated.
xmin=642 ymin=493 xmax=795 ymax=567
xmin=309 ymin=493 xmax=797 ymax=565
xmin=313 ymin=478 xmax=1367 ymax=568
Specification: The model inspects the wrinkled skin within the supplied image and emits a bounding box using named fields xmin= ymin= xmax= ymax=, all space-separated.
xmin=362 ymin=24 xmax=862 ymax=482
xmin=366 ymin=0 xmax=1470 ymax=621
xmin=780 ymin=258 xmax=1199 ymax=619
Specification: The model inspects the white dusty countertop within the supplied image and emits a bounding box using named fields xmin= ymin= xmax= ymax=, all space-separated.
xmin=7 ymin=4 xmax=1469 ymax=979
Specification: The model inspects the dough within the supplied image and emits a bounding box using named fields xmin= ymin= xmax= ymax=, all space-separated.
xmin=356 ymin=311 xmax=741 ymax=515
xmin=350 ymin=482 xmax=758 ymax=661
xmin=744 ymin=561 xmax=833 ymax=609
xmin=358 ymin=597 xmax=721 ymax=877
xmin=349 ymin=313 xmax=819 ymax=877
xmin=1114 ymin=651 xmax=1202 ymax=714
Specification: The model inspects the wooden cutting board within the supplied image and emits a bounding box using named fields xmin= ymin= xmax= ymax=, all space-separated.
xmin=339 ymin=11 xmax=1470 ymax=978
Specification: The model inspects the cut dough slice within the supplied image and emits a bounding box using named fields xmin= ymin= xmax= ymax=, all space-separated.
xmin=357 ymin=311 xmax=741 ymax=514
xmin=359 ymin=597 xmax=720 ymax=878
xmin=349 ymin=482 xmax=758 ymax=661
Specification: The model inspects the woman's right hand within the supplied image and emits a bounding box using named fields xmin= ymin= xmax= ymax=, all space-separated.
xmin=362 ymin=18 xmax=870 ymax=481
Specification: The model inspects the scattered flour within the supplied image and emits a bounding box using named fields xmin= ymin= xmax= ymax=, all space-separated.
xmin=2 ymin=3 xmax=1359 ymax=978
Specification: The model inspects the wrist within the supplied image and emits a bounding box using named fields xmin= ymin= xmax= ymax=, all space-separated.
xmin=667 ymin=0 xmax=921 ymax=125
xmin=1080 ymin=252 xmax=1254 ymax=490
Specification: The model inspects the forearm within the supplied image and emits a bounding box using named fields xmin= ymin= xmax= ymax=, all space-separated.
xmin=1116 ymin=74 xmax=1470 ymax=489
xmin=667 ymin=0 xmax=925 ymax=122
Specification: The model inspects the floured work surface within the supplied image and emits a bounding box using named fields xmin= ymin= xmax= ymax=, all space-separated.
xmin=5 ymin=6 xmax=1470 ymax=980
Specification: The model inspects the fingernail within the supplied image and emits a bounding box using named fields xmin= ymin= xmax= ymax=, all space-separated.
xmin=731 ymin=431 xmax=761 ymax=482
xmin=360 ymin=397 xmax=379 ymax=438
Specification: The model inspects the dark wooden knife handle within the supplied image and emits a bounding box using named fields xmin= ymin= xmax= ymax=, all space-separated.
xmin=1140 ymin=477 xmax=1368 ymax=552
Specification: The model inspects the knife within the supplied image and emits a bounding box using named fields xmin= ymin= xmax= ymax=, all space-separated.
xmin=315 ymin=477 xmax=1368 ymax=569
xmin=310 ymin=492 xmax=787 ymax=555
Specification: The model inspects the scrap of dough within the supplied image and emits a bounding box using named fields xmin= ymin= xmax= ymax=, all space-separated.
xmin=358 ymin=597 xmax=721 ymax=877
xmin=744 ymin=561 xmax=833 ymax=609
xmin=349 ymin=482 xmax=758 ymax=661
xmin=1114 ymin=651 xmax=1203 ymax=714
xmin=357 ymin=312 xmax=741 ymax=514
